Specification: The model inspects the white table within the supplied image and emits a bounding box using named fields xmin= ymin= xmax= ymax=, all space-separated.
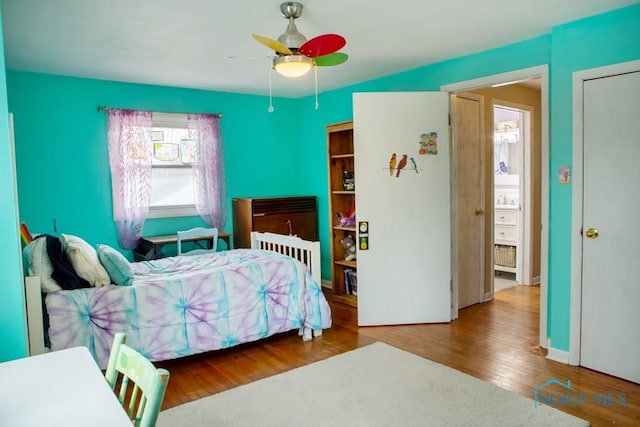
xmin=0 ymin=346 xmax=131 ymax=427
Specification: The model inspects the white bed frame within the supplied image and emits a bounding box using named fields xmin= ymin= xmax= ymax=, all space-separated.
xmin=250 ymin=231 xmax=321 ymax=284
xmin=24 ymin=231 xmax=323 ymax=356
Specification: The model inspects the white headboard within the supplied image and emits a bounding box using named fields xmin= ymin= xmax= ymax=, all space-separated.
xmin=24 ymin=275 xmax=47 ymax=356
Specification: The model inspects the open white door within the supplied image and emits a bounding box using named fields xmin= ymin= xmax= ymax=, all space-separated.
xmin=354 ymin=92 xmax=451 ymax=326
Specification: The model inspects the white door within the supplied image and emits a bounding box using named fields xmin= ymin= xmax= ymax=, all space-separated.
xmin=353 ymin=92 xmax=451 ymax=326
xmin=580 ymin=70 xmax=640 ymax=383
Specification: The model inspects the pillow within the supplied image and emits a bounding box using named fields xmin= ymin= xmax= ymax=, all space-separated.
xmin=97 ymin=244 xmax=134 ymax=286
xmin=61 ymin=233 xmax=110 ymax=287
xmin=24 ymin=237 xmax=62 ymax=293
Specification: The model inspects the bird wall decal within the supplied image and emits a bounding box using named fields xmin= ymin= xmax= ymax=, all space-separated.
xmin=389 ymin=153 xmax=397 ymax=176
xmin=396 ymin=154 xmax=408 ymax=177
xmin=409 ymin=157 xmax=418 ymax=173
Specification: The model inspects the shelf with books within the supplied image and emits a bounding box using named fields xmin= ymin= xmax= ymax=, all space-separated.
xmin=327 ymin=120 xmax=357 ymax=307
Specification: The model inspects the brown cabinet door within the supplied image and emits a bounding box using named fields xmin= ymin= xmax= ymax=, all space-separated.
xmin=252 ymin=211 xmax=318 ymax=241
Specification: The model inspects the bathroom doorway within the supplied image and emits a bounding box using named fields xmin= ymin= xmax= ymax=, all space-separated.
xmin=492 ymin=102 xmax=533 ymax=290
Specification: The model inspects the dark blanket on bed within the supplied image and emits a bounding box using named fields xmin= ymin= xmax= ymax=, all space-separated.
xmin=43 ymin=235 xmax=91 ymax=290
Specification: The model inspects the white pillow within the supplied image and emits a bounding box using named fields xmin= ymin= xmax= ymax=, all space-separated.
xmin=25 ymin=238 xmax=62 ymax=293
xmin=61 ymin=233 xmax=110 ymax=287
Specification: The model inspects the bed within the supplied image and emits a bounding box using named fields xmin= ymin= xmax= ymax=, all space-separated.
xmin=24 ymin=232 xmax=331 ymax=369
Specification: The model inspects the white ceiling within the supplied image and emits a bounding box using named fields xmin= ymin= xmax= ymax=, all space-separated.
xmin=1 ymin=0 xmax=634 ymax=98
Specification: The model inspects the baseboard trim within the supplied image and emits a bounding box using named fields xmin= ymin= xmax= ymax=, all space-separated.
xmin=532 ymin=275 xmax=540 ymax=285
xmin=321 ymin=279 xmax=332 ymax=289
xmin=546 ymin=340 xmax=570 ymax=364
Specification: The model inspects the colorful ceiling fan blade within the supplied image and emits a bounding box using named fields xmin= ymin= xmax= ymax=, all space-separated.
xmin=314 ymin=52 xmax=348 ymax=67
xmin=299 ymin=34 xmax=346 ymax=58
xmin=252 ymin=33 xmax=292 ymax=55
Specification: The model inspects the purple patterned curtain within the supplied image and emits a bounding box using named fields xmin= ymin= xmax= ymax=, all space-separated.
xmin=187 ymin=114 xmax=227 ymax=229
xmin=107 ymin=109 xmax=153 ymax=249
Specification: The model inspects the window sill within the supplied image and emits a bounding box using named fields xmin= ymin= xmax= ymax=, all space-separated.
xmin=147 ymin=205 xmax=199 ymax=219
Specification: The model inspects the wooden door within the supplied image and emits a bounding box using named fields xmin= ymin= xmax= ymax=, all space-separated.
xmin=452 ymin=93 xmax=485 ymax=309
xmin=580 ymin=70 xmax=640 ymax=383
xmin=353 ymin=92 xmax=451 ymax=326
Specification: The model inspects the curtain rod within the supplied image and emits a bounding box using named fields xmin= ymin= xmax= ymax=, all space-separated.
xmin=97 ymin=105 xmax=222 ymax=117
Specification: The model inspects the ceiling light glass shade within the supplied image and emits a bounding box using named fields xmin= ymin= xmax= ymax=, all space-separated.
xmin=273 ymin=55 xmax=313 ymax=77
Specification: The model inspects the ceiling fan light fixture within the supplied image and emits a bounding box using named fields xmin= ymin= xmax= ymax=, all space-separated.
xmin=273 ymin=54 xmax=313 ymax=77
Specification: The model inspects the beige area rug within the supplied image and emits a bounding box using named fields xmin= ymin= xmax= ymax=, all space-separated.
xmin=158 ymin=342 xmax=589 ymax=427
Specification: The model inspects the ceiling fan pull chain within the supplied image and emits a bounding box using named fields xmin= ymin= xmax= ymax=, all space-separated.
xmin=314 ymin=65 xmax=319 ymax=110
xmin=268 ymin=64 xmax=275 ymax=113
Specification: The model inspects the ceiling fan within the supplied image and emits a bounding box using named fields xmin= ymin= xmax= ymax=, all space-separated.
xmin=252 ymin=1 xmax=348 ymax=78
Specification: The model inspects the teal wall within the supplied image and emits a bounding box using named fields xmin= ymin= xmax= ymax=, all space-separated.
xmin=2 ymin=4 xmax=639 ymax=359
xmin=7 ymin=72 xmax=304 ymax=254
xmin=545 ymin=4 xmax=640 ymax=350
xmin=0 ymin=7 xmax=29 ymax=362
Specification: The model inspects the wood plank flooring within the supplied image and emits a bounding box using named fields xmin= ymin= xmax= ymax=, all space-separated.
xmin=157 ymin=285 xmax=640 ymax=426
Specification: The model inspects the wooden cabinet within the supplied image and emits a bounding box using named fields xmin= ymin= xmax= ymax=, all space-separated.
xmin=232 ymin=196 xmax=318 ymax=248
xmin=327 ymin=121 xmax=357 ymax=307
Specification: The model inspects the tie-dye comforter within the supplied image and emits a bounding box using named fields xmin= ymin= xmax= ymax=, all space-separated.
xmin=45 ymin=249 xmax=332 ymax=368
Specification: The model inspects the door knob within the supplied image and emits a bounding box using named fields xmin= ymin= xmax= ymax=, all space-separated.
xmin=585 ymin=228 xmax=599 ymax=239
xmin=474 ymin=208 xmax=484 ymax=216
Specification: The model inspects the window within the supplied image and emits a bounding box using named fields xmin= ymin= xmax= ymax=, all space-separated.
xmin=107 ymin=108 xmax=225 ymax=247
xmin=147 ymin=113 xmax=198 ymax=218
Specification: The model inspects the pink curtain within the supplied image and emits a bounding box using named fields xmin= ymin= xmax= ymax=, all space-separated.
xmin=107 ymin=109 xmax=153 ymax=249
xmin=187 ymin=114 xmax=227 ymax=229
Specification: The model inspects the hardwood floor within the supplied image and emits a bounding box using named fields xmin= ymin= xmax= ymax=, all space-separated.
xmin=157 ymin=285 xmax=640 ymax=426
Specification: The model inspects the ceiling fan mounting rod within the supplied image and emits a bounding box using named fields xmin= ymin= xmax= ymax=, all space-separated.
xmin=277 ymin=1 xmax=307 ymax=49
xmin=280 ymin=2 xmax=304 ymax=20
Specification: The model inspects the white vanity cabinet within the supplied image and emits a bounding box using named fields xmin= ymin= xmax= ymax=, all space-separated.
xmin=494 ymin=206 xmax=518 ymax=273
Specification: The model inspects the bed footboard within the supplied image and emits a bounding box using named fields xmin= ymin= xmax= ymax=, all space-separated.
xmin=250 ymin=231 xmax=321 ymax=285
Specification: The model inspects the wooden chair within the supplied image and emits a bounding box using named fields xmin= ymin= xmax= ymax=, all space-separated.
xmin=176 ymin=227 xmax=218 ymax=256
xmin=105 ymin=333 xmax=170 ymax=427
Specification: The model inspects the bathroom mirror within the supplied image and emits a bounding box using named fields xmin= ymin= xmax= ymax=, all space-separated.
xmin=494 ymin=118 xmax=521 ymax=175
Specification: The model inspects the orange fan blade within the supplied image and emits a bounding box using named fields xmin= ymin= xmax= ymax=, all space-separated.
xmin=299 ymin=34 xmax=346 ymax=58
xmin=252 ymin=34 xmax=292 ymax=55
xmin=314 ymin=52 xmax=348 ymax=67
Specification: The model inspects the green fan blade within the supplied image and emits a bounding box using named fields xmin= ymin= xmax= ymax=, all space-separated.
xmin=314 ymin=52 xmax=348 ymax=67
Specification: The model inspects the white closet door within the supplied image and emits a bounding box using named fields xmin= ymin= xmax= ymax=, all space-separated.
xmin=354 ymin=92 xmax=451 ymax=326
xmin=581 ymin=70 xmax=640 ymax=383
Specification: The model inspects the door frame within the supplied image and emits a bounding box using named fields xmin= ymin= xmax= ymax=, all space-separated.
xmin=569 ymin=59 xmax=640 ymax=365
xmin=442 ymin=65 xmax=549 ymax=347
